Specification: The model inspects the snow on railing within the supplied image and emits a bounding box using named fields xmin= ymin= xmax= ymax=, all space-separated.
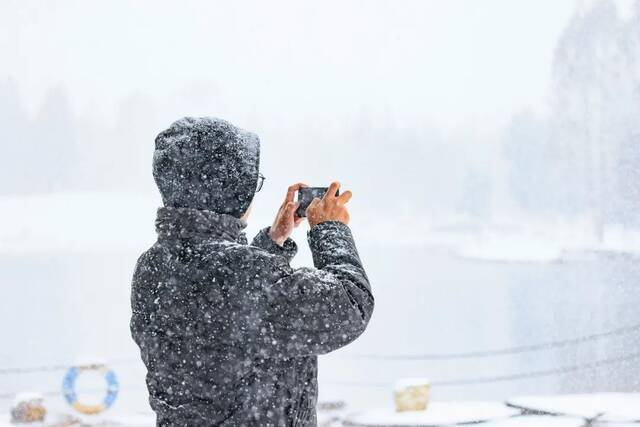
xmin=323 ymin=350 xmax=640 ymax=389
xmin=2 ymin=321 xmax=640 ymax=399
xmin=337 ymin=320 xmax=640 ymax=360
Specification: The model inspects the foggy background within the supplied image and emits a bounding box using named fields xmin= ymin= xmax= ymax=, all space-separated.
xmin=2 ymin=0 xmax=640 ymax=421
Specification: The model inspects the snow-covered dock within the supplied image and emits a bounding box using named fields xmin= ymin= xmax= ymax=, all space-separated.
xmin=2 ymin=393 xmax=639 ymax=427
xmin=341 ymin=393 xmax=640 ymax=427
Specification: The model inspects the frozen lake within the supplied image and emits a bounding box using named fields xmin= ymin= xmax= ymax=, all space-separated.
xmin=320 ymin=245 xmax=640 ymax=409
xmin=1 ymin=241 xmax=639 ymax=416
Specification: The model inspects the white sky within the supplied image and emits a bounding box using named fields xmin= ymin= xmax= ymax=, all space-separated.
xmin=1 ymin=0 xmax=588 ymax=134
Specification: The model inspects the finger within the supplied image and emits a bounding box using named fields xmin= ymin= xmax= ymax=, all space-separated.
xmin=336 ymin=190 xmax=352 ymax=205
xmin=284 ymin=201 xmax=298 ymax=217
xmin=294 ymin=216 xmax=303 ymax=227
xmin=306 ymin=197 xmax=321 ymax=213
xmin=286 ymin=182 xmax=307 ymax=203
xmin=323 ymin=182 xmax=341 ymax=200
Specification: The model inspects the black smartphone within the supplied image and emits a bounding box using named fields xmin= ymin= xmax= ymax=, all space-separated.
xmin=296 ymin=187 xmax=339 ymax=217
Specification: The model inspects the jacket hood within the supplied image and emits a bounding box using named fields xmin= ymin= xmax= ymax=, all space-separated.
xmin=152 ymin=117 xmax=260 ymax=218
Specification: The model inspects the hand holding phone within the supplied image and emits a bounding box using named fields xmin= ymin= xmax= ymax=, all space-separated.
xmin=295 ymin=187 xmax=340 ymax=217
xmin=303 ymin=182 xmax=352 ymax=227
xmin=268 ymin=183 xmax=307 ymax=247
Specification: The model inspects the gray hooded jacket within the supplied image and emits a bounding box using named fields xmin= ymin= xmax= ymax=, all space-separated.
xmin=130 ymin=117 xmax=374 ymax=426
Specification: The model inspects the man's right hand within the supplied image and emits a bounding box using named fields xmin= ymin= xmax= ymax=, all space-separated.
xmin=307 ymin=182 xmax=352 ymax=227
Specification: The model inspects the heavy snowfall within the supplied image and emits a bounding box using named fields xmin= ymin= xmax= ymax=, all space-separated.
xmin=1 ymin=0 xmax=640 ymax=426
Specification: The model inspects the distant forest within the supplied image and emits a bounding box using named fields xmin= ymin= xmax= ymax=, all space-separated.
xmin=2 ymin=0 xmax=639 ymax=229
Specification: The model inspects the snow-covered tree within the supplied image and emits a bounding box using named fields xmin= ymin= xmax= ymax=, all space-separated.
xmin=505 ymin=0 xmax=640 ymax=231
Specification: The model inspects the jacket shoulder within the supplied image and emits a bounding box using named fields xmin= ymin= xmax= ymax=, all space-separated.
xmin=214 ymin=240 xmax=293 ymax=276
xmin=133 ymin=243 xmax=168 ymax=279
xmin=210 ymin=243 xmax=299 ymax=326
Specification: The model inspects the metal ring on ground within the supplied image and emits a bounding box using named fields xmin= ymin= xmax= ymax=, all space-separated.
xmin=62 ymin=364 xmax=119 ymax=415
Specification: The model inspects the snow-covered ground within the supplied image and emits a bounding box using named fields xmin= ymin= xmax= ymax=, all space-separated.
xmin=360 ymin=214 xmax=640 ymax=263
xmin=0 ymin=193 xmax=159 ymax=255
xmin=2 ymin=192 xmax=639 ymax=261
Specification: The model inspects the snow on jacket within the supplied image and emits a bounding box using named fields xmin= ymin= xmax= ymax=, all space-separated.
xmin=130 ymin=117 xmax=374 ymax=426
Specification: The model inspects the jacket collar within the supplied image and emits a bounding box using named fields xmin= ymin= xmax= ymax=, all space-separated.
xmin=155 ymin=206 xmax=247 ymax=243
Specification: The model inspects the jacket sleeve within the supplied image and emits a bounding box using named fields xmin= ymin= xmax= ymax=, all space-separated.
xmin=252 ymin=221 xmax=374 ymax=358
xmin=251 ymin=226 xmax=298 ymax=263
